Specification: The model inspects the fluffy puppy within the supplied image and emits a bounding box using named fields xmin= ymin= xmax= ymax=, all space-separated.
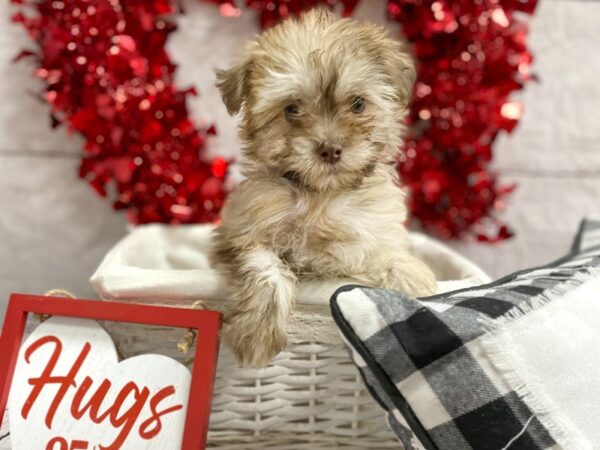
xmin=211 ymin=9 xmax=437 ymax=368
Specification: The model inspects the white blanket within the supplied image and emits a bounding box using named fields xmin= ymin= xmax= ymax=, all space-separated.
xmin=483 ymin=274 xmax=600 ymax=449
xmin=91 ymin=224 xmax=490 ymax=305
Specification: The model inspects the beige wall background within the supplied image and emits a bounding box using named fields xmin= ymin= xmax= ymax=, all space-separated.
xmin=1 ymin=0 xmax=599 ymax=325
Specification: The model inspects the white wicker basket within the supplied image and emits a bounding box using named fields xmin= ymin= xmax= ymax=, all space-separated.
xmin=92 ymin=224 xmax=490 ymax=449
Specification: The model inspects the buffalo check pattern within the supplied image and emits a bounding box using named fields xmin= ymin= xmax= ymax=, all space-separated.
xmin=331 ymin=219 xmax=600 ymax=450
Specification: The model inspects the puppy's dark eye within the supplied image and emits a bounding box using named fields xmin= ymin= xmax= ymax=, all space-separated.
xmin=351 ymin=96 xmax=365 ymax=114
xmin=285 ymin=104 xmax=300 ymax=118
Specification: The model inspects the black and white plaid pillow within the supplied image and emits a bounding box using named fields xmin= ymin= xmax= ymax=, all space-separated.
xmin=331 ymin=219 xmax=600 ymax=450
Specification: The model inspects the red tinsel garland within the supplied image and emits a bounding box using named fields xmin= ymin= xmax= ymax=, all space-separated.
xmin=12 ymin=0 xmax=537 ymax=240
xmin=12 ymin=0 xmax=228 ymax=225
xmin=388 ymin=0 xmax=537 ymax=241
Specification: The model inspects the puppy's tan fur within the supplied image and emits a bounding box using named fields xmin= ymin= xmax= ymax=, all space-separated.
xmin=211 ymin=9 xmax=437 ymax=368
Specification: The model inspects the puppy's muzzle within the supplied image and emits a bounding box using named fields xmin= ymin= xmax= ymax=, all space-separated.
xmin=317 ymin=142 xmax=343 ymax=164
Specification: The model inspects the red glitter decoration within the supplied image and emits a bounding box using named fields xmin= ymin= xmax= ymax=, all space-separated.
xmin=12 ymin=0 xmax=538 ymax=240
xmin=388 ymin=0 xmax=537 ymax=240
xmin=12 ymin=0 xmax=228 ymax=224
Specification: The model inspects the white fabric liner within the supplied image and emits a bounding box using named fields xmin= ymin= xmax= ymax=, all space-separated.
xmin=483 ymin=273 xmax=600 ymax=450
xmin=90 ymin=224 xmax=491 ymax=305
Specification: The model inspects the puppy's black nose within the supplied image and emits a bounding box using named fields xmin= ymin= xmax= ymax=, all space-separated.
xmin=317 ymin=142 xmax=343 ymax=164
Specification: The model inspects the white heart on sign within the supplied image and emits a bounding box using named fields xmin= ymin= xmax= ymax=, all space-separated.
xmin=8 ymin=316 xmax=191 ymax=450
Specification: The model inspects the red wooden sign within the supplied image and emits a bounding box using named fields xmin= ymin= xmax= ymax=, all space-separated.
xmin=0 ymin=293 xmax=221 ymax=450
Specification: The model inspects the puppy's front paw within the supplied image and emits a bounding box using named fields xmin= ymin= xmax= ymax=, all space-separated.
xmin=383 ymin=256 xmax=437 ymax=297
xmin=224 ymin=309 xmax=288 ymax=369
xmin=391 ymin=271 xmax=437 ymax=298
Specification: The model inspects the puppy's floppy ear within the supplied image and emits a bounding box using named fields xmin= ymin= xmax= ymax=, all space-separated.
xmin=216 ymin=47 xmax=254 ymax=115
xmin=380 ymin=43 xmax=416 ymax=107
xmin=391 ymin=49 xmax=416 ymax=107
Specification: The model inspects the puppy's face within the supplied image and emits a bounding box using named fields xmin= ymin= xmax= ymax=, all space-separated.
xmin=217 ymin=9 xmax=415 ymax=192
